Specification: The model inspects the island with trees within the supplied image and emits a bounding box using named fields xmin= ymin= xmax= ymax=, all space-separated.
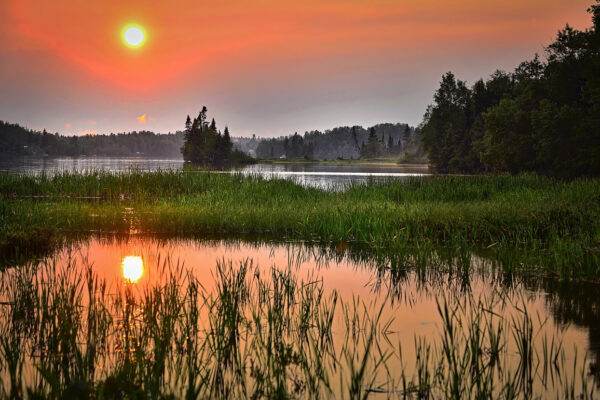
xmin=180 ymin=107 xmax=253 ymax=166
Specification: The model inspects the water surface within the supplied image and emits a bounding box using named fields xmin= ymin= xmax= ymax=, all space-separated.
xmin=0 ymin=156 xmax=430 ymax=188
xmin=3 ymin=236 xmax=597 ymax=397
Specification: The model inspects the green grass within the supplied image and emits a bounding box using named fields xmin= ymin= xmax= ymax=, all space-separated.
xmin=0 ymin=255 xmax=596 ymax=399
xmin=1 ymin=171 xmax=599 ymax=278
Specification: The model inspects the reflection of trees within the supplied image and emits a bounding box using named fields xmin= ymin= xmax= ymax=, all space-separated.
xmin=540 ymin=279 xmax=600 ymax=385
xmin=512 ymin=274 xmax=600 ymax=385
xmin=7 ymin=232 xmax=600 ymax=387
xmin=337 ymin=242 xmax=600 ymax=386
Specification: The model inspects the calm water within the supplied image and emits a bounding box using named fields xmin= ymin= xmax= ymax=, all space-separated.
xmin=0 ymin=156 xmax=430 ymax=188
xmin=0 ymin=156 xmax=185 ymax=174
xmin=238 ymin=163 xmax=430 ymax=189
xmin=4 ymin=236 xmax=598 ymax=397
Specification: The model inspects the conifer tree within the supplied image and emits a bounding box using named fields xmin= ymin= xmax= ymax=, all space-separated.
xmin=352 ymin=126 xmax=360 ymax=152
xmin=223 ymin=126 xmax=232 ymax=152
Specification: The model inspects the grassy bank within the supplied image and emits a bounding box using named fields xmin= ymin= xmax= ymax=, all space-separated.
xmin=1 ymin=171 xmax=599 ymax=278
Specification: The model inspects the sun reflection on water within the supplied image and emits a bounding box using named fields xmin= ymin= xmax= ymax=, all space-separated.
xmin=122 ymin=256 xmax=143 ymax=283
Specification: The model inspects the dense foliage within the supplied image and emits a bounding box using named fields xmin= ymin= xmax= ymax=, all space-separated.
xmin=254 ymin=123 xmax=425 ymax=161
xmin=0 ymin=120 xmax=184 ymax=157
xmin=421 ymin=2 xmax=600 ymax=178
xmin=180 ymin=107 xmax=252 ymax=165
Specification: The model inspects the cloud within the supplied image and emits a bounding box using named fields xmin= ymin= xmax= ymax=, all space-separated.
xmin=87 ymin=119 xmax=96 ymax=125
xmin=137 ymin=113 xmax=155 ymax=124
xmin=79 ymin=129 xmax=97 ymax=136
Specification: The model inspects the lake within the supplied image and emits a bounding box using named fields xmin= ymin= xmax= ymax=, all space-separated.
xmin=1 ymin=160 xmax=597 ymax=397
xmin=0 ymin=156 xmax=430 ymax=188
xmin=2 ymin=235 xmax=598 ymax=398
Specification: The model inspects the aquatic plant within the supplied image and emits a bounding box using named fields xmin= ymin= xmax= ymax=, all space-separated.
xmin=0 ymin=254 xmax=596 ymax=398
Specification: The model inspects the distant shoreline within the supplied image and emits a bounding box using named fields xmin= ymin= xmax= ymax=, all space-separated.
xmin=257 ymin=157 xmax=430 ymax=168
xmin=1 ymin=153 xmax=430 ymax=168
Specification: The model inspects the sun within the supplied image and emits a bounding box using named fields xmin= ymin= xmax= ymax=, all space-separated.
xmin=122 ymin=256 xmax=144 ymax=282
xmin=122 ymin=25 xmax=145 ymax=48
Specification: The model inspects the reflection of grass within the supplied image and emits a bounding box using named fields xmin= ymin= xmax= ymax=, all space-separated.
xmin=0 ymin=255 xmax=595 ymax=398
xmin=1 ymin=171 xmax=599 ymax=278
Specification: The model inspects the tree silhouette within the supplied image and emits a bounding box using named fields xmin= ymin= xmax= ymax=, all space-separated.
xmin=181 ymin=107 xmax=250 ymax=166
xmin=420 ymin=1 xmax=600 ymax=177
xmin=254 ymin=123 xmax=418 ymax=160
xmin=360 ymin=127 xmax=384 ymax=158
xmin=0 ymin=120 xmax=185 ymax=157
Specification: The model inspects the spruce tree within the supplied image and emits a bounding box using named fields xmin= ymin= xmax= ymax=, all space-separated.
xmin=223 ymin=126 xmax=232 ymax=153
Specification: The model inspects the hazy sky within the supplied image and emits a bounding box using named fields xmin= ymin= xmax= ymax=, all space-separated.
xmin=0 ymin=0 xmax=593 ymax=137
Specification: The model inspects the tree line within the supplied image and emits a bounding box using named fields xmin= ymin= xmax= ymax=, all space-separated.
xmin=0 ymin=121 xmax=184 ymax=158
xmin=254 ymin=123 xmax=426 ymax=162
xmin=0 ymin=117 xmax=427 ymax=164
xmin=420 ymin=1 xmax=600 ymax=178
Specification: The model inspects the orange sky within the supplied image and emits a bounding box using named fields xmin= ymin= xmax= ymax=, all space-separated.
xmin=0 ymin=0 xmax=593 ymax=136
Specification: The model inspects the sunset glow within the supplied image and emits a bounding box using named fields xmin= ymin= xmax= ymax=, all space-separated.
xmin=1 ymin=0 xmax=599 ymax=396
xmin=0 ymin=0 xmax=593 ymax=136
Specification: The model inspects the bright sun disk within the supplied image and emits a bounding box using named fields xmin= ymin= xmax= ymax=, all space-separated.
xmin=123 ymin=26 xmax=145 ymax=47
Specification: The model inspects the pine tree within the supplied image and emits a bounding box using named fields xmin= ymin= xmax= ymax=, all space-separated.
xmin=222 ymin=126 xmax=233 ymax=156
xmin=361 ymin=127 xmax=383 ymax=158
xmin=198 ymin=107 xmax=208 ymax=130
xmin=368 ymin=127 xmax=377 ymax=141
xmin=402 ymin=125 xmax=411 ymax=149
xmin=352 ymin=126 xmax=360 ymax=152
xmin=181 ymin=115 xmax=195 ymax=162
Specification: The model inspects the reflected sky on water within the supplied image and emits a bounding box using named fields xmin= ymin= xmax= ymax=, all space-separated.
xmin=0 ymin=156 xmax=430 ymax=188
xmin=8 ymin=235 xmax=596 ymax=397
